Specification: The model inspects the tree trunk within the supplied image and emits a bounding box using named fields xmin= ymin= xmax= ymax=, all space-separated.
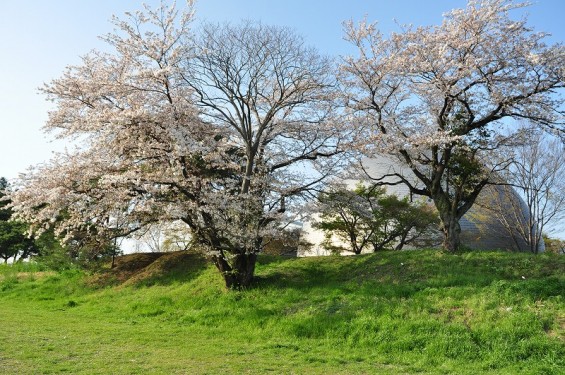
xmin=349 ymin=232 xmax=362 ymax=254
xmin=441 ymin=215 xmax=462 ymax=252
xmin=395 ymin=231 xmax=409 ymax=250
xmin=212 ymin=252 xmax=258 ymax=290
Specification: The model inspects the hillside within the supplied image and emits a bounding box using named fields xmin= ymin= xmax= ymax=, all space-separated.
xmin=0 ymin=250 xmax=563 ymax=374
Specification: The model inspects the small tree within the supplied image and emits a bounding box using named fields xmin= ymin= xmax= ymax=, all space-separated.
xmin=131 ymin=221 xmax=192 ymax=253
xmin=315 ymin=185 xmax=380 ymax=254
xmin=159 ymin=222 xmax=193 ymax=253
xmin=374 ymin=194 xmax=440 ymax=251
xmin=32 ymin=229 xmax=74 ymax=271
xmin=315 ymin=184 xmax=439 ymax=254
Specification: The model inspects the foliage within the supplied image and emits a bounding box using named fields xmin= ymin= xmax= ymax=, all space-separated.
xmin=32 ymin=229 xmax=77 ymax=270
xmin=8 ymin=2 xmax=344 ymax=288
xmin=1 ymin=250 xmax=563 ymax=374
xmin=2 ymin=180 xmax=121 ymax=270
xmin=0 ymin=221 xmax=38 ymax=264
xmin=341 ymin=0 xmax=565 ymax=252
xmin=543 ymin=235 xmax=565 ymax=255
xmin=0 ymin=177 xmax=39 ymax=263
xmin=315 ymin=184 xmax=439 ymax=254
xmin=0 ymin=177 xmax=9 ymax=221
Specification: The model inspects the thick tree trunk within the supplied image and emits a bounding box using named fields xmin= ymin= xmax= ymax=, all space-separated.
xmin=349 ymin=232 xmax=362 ymax=254
xmin=212 ymin=252 xmax=257 ymax=290
xmin=441 ymin=215 xmax=462 ymax=252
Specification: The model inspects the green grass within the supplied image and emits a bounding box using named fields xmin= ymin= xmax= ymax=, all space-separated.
xmin=0 ymin=250 xmax=563 ymax=374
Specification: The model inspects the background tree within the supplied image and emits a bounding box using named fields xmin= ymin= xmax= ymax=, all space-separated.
xmin=8 ymin=2 xmax=343 ymax=288
xmin=0 ymin=177 xmax=9 ymax=221
xmin=314 ymin=184 xmax=439 ymax=254
xmin=131 ymin=221 xmax=192 ymax=253
xmin=0 ymin=221 xmax=38 ymax=264
xmin=375 ymin=194 xmax=440 ymax=251
xmin=488 ymin=127 xmax=565 ymax=253
xmin=341 ymin=0 xmax=564 ymax=252
xmin=315 ymin=185 xmax=379 ymax=254
xmin=0 ymin=178 xmax=39 ymax=263
xmin=543 ymin=235 xmax=565 ymax=255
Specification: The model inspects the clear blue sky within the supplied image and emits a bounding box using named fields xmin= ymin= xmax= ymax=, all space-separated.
xmin=0 ymin=0 xmax=563 ymax=178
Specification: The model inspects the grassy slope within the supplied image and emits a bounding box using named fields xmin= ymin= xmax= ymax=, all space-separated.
xmin=0 ymin=250 xmax=563 ymax=374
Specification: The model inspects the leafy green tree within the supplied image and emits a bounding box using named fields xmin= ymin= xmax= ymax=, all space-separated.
xmin=0 ymin=221 xmax=38 ymax=264
xmin=371 ymin=194 xmax=441 ymax=251
xmin=31 ymin=229 xmax=74 ymax=270
xmin=542 ymin=235 xmax=565 ymax=255
xmin=0 ymin=177 xmax=10 ymax=221
xmin=315 ymin=184 xmax=439 ymax=254
xmin=315 ymin=186 xmax=377 ymax=254
xmin=0 ymin=178 xmax=39 ymax=263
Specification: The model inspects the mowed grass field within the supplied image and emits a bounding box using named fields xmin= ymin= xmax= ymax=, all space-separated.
xmin=0 ymin=250 xmax=563 ymax=374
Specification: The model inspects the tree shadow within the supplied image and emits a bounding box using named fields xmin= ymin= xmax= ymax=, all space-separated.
xmin=253 ymin=251 xmax=565 ymax=301
xmin=90 ymin=251 xmax=208 ymax=288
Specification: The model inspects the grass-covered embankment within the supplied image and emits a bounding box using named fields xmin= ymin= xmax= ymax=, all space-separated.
xmin=0 ymin=250 xmax=563 ymax=374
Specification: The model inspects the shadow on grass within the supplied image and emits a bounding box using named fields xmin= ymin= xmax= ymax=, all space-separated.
xmin=92 ymin=249 xmax=563 ymax=302
xmin=90 ymin=251 xmax=209 ymax=288
xmin=254 ymin=255 xmax=354 ymax=289
xmin=253 ymin=250 xmax=565 ymax=300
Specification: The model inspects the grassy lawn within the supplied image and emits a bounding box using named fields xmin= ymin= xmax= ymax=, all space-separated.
xmin=0 ymin=250 xmax=563 ymax=374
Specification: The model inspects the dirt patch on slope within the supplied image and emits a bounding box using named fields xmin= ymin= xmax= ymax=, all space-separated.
xmin=89 ymin=251 xmax=207 ymax=287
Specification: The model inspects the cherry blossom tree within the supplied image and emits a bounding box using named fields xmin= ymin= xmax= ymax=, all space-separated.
xmin=8 ymin=2 xmax=343 ymax=288
xmin=341 ymin=0 xmax=564 ymax=251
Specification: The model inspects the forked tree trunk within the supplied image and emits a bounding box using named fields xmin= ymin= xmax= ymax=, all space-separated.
xmin=212 ymin=252 xmax=257 ymax=289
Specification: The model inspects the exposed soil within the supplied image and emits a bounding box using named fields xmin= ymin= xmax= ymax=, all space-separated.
xmin=89 ymin=251 xmax=207 ymax=287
